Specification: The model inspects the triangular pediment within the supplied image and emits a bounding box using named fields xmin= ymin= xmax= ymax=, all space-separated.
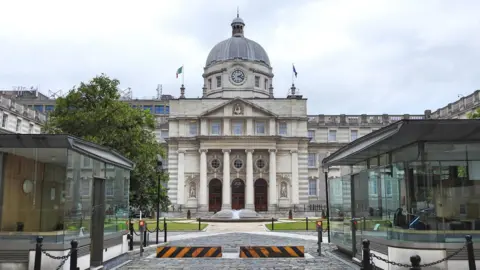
xmin=199 ymin=98 xmax=277 ymax=118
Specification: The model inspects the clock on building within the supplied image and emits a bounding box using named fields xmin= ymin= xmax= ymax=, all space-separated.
xmin=230 ymin=69 xmax=246 ymax=84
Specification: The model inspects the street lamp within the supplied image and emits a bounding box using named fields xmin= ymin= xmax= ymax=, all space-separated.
xmin=323 ymin=166 xmax=330 ymax=243
xmin=156 ymin=155 xmax=164 ymax=244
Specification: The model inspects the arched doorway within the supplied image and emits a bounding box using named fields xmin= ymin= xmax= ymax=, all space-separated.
xmin=209 ymin=179 xmax=222 ymax=212
xmin=255 ymin=179 xmax=268 ymax=211
xmin=231 ymin=179 xmax=245 ymax=210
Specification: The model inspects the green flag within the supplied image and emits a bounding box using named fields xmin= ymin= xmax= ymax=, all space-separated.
xmin=176 ymin=66 xmax=183 ymax=78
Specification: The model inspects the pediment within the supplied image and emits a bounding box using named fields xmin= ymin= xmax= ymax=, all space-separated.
xmin=199 ymin=98 xmax=277 ymax=118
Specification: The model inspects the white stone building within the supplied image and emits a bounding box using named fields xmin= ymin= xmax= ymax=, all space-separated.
xmin=0 ymin=94 xmax=45 ymax=134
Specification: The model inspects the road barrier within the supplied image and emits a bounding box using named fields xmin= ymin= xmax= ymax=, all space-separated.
xmin=156 ymin=246 xmax=222 ymax=258
xmin=239 ymin=246 xmax=305 ymax=258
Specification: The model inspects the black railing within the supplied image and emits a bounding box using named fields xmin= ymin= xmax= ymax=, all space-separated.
xmin=293 ymin=204 xmax=327 ymax=213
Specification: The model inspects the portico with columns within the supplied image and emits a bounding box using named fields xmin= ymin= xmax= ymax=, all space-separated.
xmin=165 ymin=13 xmax=309 ymax=213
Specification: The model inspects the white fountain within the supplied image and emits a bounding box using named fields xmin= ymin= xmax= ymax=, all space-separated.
xmin=202 ymin=208 xmax=275 ymax=222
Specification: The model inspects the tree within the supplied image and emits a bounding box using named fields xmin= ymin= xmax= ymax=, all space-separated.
xmin=43 ymin=74 xmax=170 ymax=211
xmin=467 ymin=108 xmax=480 ymax=119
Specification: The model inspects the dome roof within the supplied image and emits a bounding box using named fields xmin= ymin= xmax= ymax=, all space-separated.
xmin=205 ymin=14 xmax=270 ymax=67
xmin=205 ymin=36 xmax=270 ymax=67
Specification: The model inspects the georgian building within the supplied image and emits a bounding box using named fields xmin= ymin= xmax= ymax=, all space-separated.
xmin=0 ymin=94 xmax=45 ymax=134
xmin=5 ymin=16 xmax=480 ymax=213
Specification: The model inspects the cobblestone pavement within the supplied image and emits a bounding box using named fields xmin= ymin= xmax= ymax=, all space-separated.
xmin=121 ymin=232 xmax=358 ymax=270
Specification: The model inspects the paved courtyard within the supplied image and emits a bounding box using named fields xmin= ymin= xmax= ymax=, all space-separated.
xmin=119 ymin=231 xmax=358 ymax=269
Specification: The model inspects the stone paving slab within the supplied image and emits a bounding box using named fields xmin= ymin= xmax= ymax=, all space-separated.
xmin=120 ymin=232 xmax=358 ymax=269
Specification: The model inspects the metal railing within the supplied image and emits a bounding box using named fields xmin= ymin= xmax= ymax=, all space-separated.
xmin=34 ymin=236 xmax=79 ymax=270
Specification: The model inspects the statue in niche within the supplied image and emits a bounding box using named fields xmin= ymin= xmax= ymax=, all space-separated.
xmin=280 ymin=182 xmax=288 ymax=198
xmin=189 ymin=184 xmax=196 ymax=198
xmin=233 ymin=103 xmax=243 ymax=115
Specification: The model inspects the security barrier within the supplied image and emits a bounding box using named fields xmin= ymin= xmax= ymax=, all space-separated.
xmin=239 ymin=246 xmax=305 ymax=258
xmin=156 ymin=246 xmax=222 ymax=258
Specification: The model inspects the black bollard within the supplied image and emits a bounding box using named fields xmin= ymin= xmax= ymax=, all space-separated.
xmin=410 ymin=255 xmax=421 ymax=270
xmin=306 ymin=217 xmax=309 ymax=231
xmin=70 ymin=240 xmax=78 ymax=270
xmin=466 ymin=235 xmax=476 ymax=270
xmin=271 ymin=218 xmax=275 ymax=231
xmin=164 ymin=222 xmax=168 ymax=243
xmin=361 ymin=239 xmax=371 ymax=270
xmin=128 ymin=234 xmax=133 ymax=251
xmin=143 ymin=229 xmax=147 ymax=247
xmin=198 ymin=218 xmax=201 ymax=231
xmin=34 ymin=236 xmax=43 ymax=270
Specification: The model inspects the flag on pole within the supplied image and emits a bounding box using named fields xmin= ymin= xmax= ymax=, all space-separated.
xmin=176 ymin=66 xmax=183 ymax=78
xmin=292 ymin=64 xmax=298 ymax=78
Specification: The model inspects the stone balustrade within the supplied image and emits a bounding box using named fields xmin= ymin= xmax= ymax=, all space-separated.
xmin=0 ymin=95 xmax=47 ymax=123
xmin=307 ymin=113 xmax=425 ymax=126
xmin=426 ymin=90 xmax=480 ymax=119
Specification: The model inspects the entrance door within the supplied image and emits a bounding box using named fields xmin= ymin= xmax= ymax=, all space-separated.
xmin=208 ymin=179 xmax=222 ymax=212
xmin=254 ymin=179 xmax=268 ymax=211
xmin=231 ymin=179 xmax=245 ymax=210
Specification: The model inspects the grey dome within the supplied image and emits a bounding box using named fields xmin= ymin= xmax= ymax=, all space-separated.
xmin=205 ymin=36 xmax=270 ymax=67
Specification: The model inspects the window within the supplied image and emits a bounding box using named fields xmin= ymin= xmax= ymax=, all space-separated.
xmin=369 ymin=178 xmax=377 ymax=194
xmin=16 ymin=119 xmax=21 ymax=132
xmin=208 ymin=78 xmax=212 ymax=89
xmin=81 ymin=178 xmax=90 ymax=196
xmin=233 ymin=159 xmax=243 ymax=169
xmin=255 ymin=76 xmax=260 ymax=87
xmin=308 ymin=153 xmax=317 ymax=167
xmin=264 ymin=79 xmax=268 ymax=90
xmin=256 ymin=159 xmax=265 ymax=169
xmin=45 ymin=105 xmax=54 ymax=112
xmin=106 ymin=178 xmax=114 ymax=196
xmin=143 ymin=105 xmax=152 ymax=112
xmin=328 ymin=130 xmax=337 ymax=142
xmin=211 ymin=159 xmax=220 ymax=168
xmin=351 ymin=130 xmax=358 ymax=141
xmin=65 ymin=178 xmax=73 ymax=198
xmin=161 ymin=130 xmax=169 ymax=139
xmin=216 ymin=76 xmax=222 ymax=88
xmin=124 ymin=178 xmax=129 ymax=198
xmin=308 ymin=130 xmax=315 ymax=140
xmin=232 ymin=121 xmax=243 ymax=135
xmin=154 ymin=105 xmax=165 ymax=114
xmin=83 ymin=156 xmax=91 ymax=167
xmin=384 ymin=178 xmax=392 ymax=196
xmin=279 ymin=122 xmax=287 ymax=135
xmin=309 ymin=179 xmax=317 ymax=196
xmin=255 ymin=121 xmax=265 ymax=135
xmin=29 ymin=123 xmax=34 ymax=133
xmin=189 ymin=121 xmax=198 ymax=136
xmin=1 ymin=114 xmax=7 ymax=128
xmin=211 ymin=120 xmax=221 ymax=135
xmin=34 ymin=105 xmax=44 ymax=112
xmin=165 ymin=106 xmax=170 ymax=113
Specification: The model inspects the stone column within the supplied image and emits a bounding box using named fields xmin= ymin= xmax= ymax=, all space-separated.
xmin=199 ymin=149 xmax=208 ymax=211
xmin=177 ymin=150 xmax=185 ymax=206
xmin=245 ymin=149 xmax=255 ymax=210
xmin=222 ymin=149 xmax=231 ymax=210
xmin=291 ymin=150 xmax=299 ymax=205
xmin=268 ymin=149 xmax=277 ymax=209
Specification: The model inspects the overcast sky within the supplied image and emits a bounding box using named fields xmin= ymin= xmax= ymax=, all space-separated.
xmin=1 ymin=0 xmax=479 ymax=115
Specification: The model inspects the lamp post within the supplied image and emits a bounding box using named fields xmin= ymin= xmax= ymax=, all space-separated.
xmin=156 ymin=155 xmax=164 ymax=244
xmin=323 ymin=166 xmax=330 ymax=243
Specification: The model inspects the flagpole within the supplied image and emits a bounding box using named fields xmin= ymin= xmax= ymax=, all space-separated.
xmin=292 ymin=63 xmax=295 ymax=85
xmin=182 ymin=64 xmax=185 ymax=85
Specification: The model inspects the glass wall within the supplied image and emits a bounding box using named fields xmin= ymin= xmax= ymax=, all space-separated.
xmin=330 ymin=142 xmax=480 ymax=245
xmin=328 ymin=175 xmax=353 ymax=251
xmin=0 ymin=148 xmax=68 ymax=242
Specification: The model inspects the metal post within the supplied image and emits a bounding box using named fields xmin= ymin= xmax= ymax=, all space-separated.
xmin=361 ymin=239 xmax=371 ymax=270
xmin=271 ymin=218 xmax=274 ymax=231
xmin=128 ymin=234 xmax=133 ymax=251
xmin=143 ymin=229 xmax=147 ymax=247
xmin=198 ymin=218 xmax=201 ymax=231
xmin=324 ymin=170 xmax=330 ymax=243
xmin=34 ymin=236 xmax=43 ymax=270
xmin=70 ymin=240 xmax=78 ymax=270
xmin=410 ymin=255 xmax=421 ymax=270
xmin=466 ymin=235 xmax=476 ymax=270
xmin=164 ymin=222 xmax=168 ymax=242
xmin=156 ymin=172 xmax=161 ymax=244
xmin=306 ymin=217 xmax=309 ymax=231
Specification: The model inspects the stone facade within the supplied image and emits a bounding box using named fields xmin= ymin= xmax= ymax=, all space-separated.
xmin=0 ymin=94 xmax=45 ymax=134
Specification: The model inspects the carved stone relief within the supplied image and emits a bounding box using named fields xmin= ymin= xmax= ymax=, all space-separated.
xmin=253 ymin=153 xmax=269 ymax=173
xmin=280 ymin=182 xmax=288 ymax=198
xmin=207 ymin=153 xmax=223 ymax=173
xmin=230 ymin=153 xmax=245 ymax=173
xmin=233 ymin=103 xmax=244 ymax=115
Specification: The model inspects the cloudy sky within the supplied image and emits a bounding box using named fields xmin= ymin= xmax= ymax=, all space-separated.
xmin=1 ymin=0 xmax=479 ymax=114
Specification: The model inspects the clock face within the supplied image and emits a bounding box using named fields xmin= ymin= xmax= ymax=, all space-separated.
xmin=231 ymin=69 xmax=245 ymax=84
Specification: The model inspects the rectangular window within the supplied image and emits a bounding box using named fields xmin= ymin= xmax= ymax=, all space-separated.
xmin=34 ymin=105 xmax=44 ymax=112
xmin=308 ymin=153 xmax=317 ymax=167
xmin=369 ymin=179 xmax=377 ymax=194
xmin=208 ymin=79 xmax=212 ymax=89
xmin=308 ymin=179 xmax=317 ymax=196
xmin=351 ymin=130 xmax=358 ymax=141
xmin=216 ymin=76 xmax=222 ymax=88
xmin=106 ymin=178 xmax=114 ymax=196
xmin=328 ymin=130 xmax=337 ymax=142
xmin=255 ymin=76 xmax=260 ymax=87
xmin=385 ymin=179 xmax=392 ymax=196
xmin=29 ymin=123 xmax=34 ymax=133
xmin=161 ymin=130 xmax=169 ymax=139
xmin=279 ymin=122 xmax=287 ymax=135
xmin=16 ymin=119 xmax=21 ymax=132
xmin=232 ymin=121 xmax=243 ymax=135
xmin=165 ymin=106 xmax=170 ymax=113
xmin=81 ymin=178 xmax=90 ymax=196
xmin=143 ymin=105 xmax=152 ymax=112
xmin=83 ymin=156 xmax=91 ymax=167
xmin=1 ymin=114 xmax=7 ymax=128
xmin=211 ymin=120 xmax=221 ymax=135
xmin=154 ymin=105 xmax=164 ymax=114
xmin=264 ymin=79 xmax=268 ymax=90
xmin=308 ymin=130 xmax=315 ymax=140
xmin=189 ymin=121 xmax=198 ymax=136
xmin=255 ymin=121 xmax=265 ymax=135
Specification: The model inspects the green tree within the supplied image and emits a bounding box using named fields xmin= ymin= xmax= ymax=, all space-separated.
xmin=43 ymin=74 xmax=170 ymax=211
xmin=467 ymin=108 xmax=480 ymax=119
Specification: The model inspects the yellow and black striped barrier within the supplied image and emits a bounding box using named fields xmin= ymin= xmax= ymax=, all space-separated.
xmin=239 ymin=246 xmax=305 ymax=258
xmin=156 ymin=246 xmax=222 ymax=258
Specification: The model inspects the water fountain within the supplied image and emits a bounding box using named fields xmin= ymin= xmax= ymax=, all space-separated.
xmin=200 ymin=209 xmax=277 ymax=222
